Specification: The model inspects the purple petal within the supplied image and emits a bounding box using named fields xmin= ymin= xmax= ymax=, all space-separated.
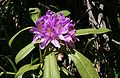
xmin=32 ymin=35 xmax=41 ymax=43
xmin=40 ymin=42 xmax=47 ymax=49
xmin=59 ymin=34 xmax=65 ymax=40
xmin=60 ymin=12 xmax=63 ymax=16
xmin=66 ymin=42 xmax=75 ymax=48
xmin=40 ymin=38 xmax=50 ymax=49
xmin=65 ymin=36 xmax=72 ymax=42
xmin=51 ymin=39 xmax=61 ymax=48
xmin=30 ymin=10 xmax=77 ymax=49
xmin=69 ymin=29 xmax=76 ymax=36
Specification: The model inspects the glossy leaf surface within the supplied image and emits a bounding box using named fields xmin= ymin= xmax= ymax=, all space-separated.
xmin=76 ymin=28 xmax=110 ymax=36
xmin=15 ymin=43 xmax=35 ymax=64
xmin=68 ymin=50 xmax=99 ymax=78
xmin=15 ymin=64 xmax=39 ymax=78
xmin=43 ymin=52 xmax=60 ymax=78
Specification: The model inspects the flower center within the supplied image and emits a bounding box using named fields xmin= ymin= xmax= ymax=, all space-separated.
xmin=47 ymin=28 xmax=52 ymax=34
xmin=58 ymin=26 xmax=61 ymax=32
xmin=40 ymin=25 xmax=42 ymax=31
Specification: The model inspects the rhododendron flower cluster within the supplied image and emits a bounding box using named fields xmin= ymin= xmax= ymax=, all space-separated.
xmin=30 ymin=10 xmax=78 ymax=49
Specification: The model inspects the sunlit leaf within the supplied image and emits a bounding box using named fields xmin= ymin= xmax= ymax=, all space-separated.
xmin=0 ymin=72 xmax=4 ymax=76
xmin=8 ymin=27 xmax=33 ymax=47
xmin=56 ymin=10 xmax=70 ymax=17
xmin=39 ymin=70 xmax=43 ymax=78
xmin=118 ymin=18 xmax=120 ymax=26
xmin=29 ymin=8 xmax=41 ymax=22
xmin=0 ymin=72 xmax=15 ymax=76
xmin=15 ymin=64 xmax=39 ymax=78
xmin=68 ymin=50 xmax=99 ymax=78
xmin=0 ymin=66 xmax=15 ymax=76
xmin=15 ymin=43 xmax=35 ymax=64
xmin=43 ymin=52 xmax=60 ymax=78
xmin=76 ymin=28 xmax=110 ymax=36
xmin=61 ymin=67 xmax=70 ymax=76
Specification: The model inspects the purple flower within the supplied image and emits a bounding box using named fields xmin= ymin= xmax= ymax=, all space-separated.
xmin=30 ymin=10 xmax=78 ymax=49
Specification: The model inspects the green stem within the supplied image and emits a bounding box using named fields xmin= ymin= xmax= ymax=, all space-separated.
xmin=43 ymin=49 xmax=47 ymax=59
xmin=43 ymin=46 xmax=55 ymax=59
xmin=39 ymin=48 xmax=43 ymax=63
xmin=83 ymin=38 xmax=95 ymax=54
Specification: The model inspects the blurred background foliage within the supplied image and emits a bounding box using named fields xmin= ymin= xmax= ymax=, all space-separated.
xmin=0 ymin=0 xmax=120 ymax=78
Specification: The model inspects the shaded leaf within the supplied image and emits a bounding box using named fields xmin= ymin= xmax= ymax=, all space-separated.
xmin=76 ymin=28 xmax=110 ymax=36
xmin=6 ymin=57 xmax=17 ymax=73
xmin=15 ymin=43 xmax=35 ymax=64
xmin=68 ymin=50 xmax=99 ymax=78
xmin=43 ymin=52 xmax=60 ymax=78
xmin=49 ymin=5 xmax=59 ymax=10
xmin=15 ymin=64 xmax=39 ymax=78
xmin=0 ymin=66 xmax=7 ymax=75
xmin=8 ymin=27 xmax=33 ymax=47
xmin=56 ymin=10 xmax=70 ymax=17
xmin=61 ymin=67 xmax=70 ymax=76
xmin=31 ymin=58 xmax=39 ymax=65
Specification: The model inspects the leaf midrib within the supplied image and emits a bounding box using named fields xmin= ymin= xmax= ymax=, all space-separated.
xmin=75 ymin=54 xmax=92 ymax=78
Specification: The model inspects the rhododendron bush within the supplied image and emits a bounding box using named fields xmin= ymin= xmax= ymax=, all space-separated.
xmin=1 ymin=0 xmax=119 ymax=78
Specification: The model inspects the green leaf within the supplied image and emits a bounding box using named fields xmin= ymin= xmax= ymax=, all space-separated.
xmin=0 ymin=72 xmax=4 ymax=76
xmin=76 ymin=28 xmax=110 ymax=36
xmin=61 ymin=67 xmax=70 ymax=76
xmin=31 ymin=58 xmax=39 ymax=65
xmin=68 ymin=50 xmax=99 ymax=78
xmin=118 ymin=17 xmax=120 ymax=26
xmin=56 ymin=10 xmax=70 ymax=17
xmin=15 ymin=43 xmax=35 ymax=64
xmin=0 ymin=72 xmax=15 ymax=76
xmin=0 ymin=66 xmax=7 ymax=75
xmin=8 ymin=27 xmax=33 ymax=47
xmin=49 ymin=5 xmax=59 ymax=10
xmin=39 ymin=70 xmax=43 ymax=78
xmin=29 ymin=8 xmax=41 ymax=22
xmin=6 ymin=57 xmax=17 ymax=73
xmin=43 ymin=52 xmax=60 ymax=78
xmin=15 ymin=64 xmax=39 ymax=78
xmin=0 ymin=66 xmax=15 ymax=76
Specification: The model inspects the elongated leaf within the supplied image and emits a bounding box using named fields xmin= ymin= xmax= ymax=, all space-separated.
xmin=68 ymin=50 xmax=99 ymax=78
xmin=0 ymin=66 xmax=7 ymax=75
xmin=15 ymin=64 xmax=39 ymax=78
xmin=76 ymin=28 xmax=110 ymax=36
xmin=31 ymin=58 xmax=39 ymax=65
xmin=61 ymin=67 xmax=70 ymax=76
xmin=15 ymin=43 xmax=35 ymax=64
xmin=43 ymin=52 xmax=60 ymax=78
xmin=49 ymin=5 xmax=59 ymax=10
xmin=0 ymin=72 xmax=4 ymax=76
xmin=6 ymin=57 xmax=17 ymax=73
xmin=8 ymin=27 xmax=33 ymax=47
xmin=0 ymin=72 xmax=15 ymax=76
xmin=56 ymin=10 xmax=70 ymax=17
